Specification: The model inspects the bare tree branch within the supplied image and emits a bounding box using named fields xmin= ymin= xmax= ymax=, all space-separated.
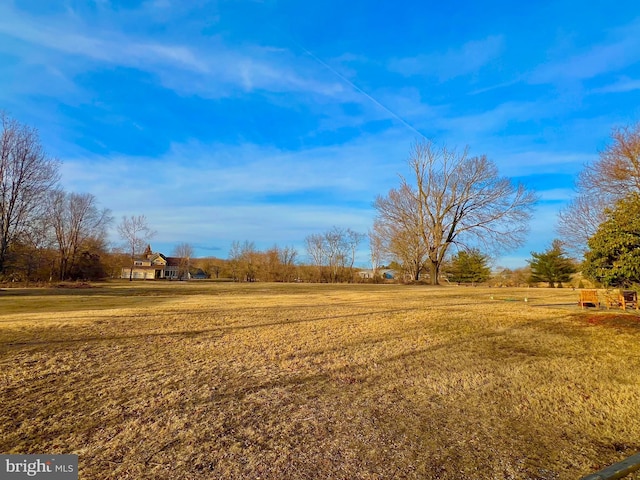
xmin=117 ymin=215 xmax=156 ymax=281
xmin=0 ymin=112 xmax=60 ymax=274
xmin=375 ymin=141 xmax=537 ymax=285
xmin=557 ymin=123 xmax=640 ymax=254
xmin=49 ymin=190 xmax=112 ymax=280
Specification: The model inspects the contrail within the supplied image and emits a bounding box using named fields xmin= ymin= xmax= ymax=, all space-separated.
xmin=293 ymin=39 xmax=428 ymax=140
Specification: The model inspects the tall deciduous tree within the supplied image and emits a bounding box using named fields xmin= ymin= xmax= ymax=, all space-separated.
xmin=556 ymin=195 xmax=607 ymax=257
xmin=583 ymin=194 xmax=640 ymax=287
xmin=264 ymin=245 xmax=298 ymax=282
xmin=557 ymin=123 xmax=640 ymax=254
xmin=580 ymin=123 xmax=640 ymax=197
xmin=278 ymin=245 xmax=298 ymax=282
xmin=117 ymin=215 xmax=156 ymax=281
xmin=173 ymin=242 xmax=194 ymax=280
xmin=304 ymin=233 xmax=325 ymax=271
xmin=374 ymin=141 xmax=537 ymax=285
xmin=527 ymin=239 xmax=576 ymax=288
xmin=0 ymin=113 xmax=59 ymax=274
xmin=50 ymin=191 xmax=112 ymax=280
xmin=372 ymin=216 xmax=427 ymax=281
xmin=228 ymin=240 xmax=258 ymax=282
xmin=304 ymin=227 xmax=365 ymax=282
xmin=368 ymin=228 xmax=385 ymax=278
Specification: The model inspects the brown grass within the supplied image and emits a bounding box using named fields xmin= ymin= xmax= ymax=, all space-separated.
xmin=1 ymin=282 xmax=640 ymax=479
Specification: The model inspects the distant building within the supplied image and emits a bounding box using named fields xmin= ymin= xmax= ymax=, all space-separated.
xmin=121 ymin=246 xmax=184 ymax=280
xmin=357 ymin=269 xmax=396 ymax=280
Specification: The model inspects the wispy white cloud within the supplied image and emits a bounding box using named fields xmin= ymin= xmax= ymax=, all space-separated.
xmin=59 ymin=130 xmax=410 ymax=217
xmin=0 ymin=7 xmax=209 ymax=71
xmin=0 ymin=3 xmax=345 ymax=99
xmin=58 ymin=126 xmax=583 ymax=265
xmin=60 ymin=135 xmax=402 ymax=258
xmin=592 ymin=77 xmax=640 ymax=94
xmin=490 ymin=150 xmax=592 ymax=178
xmin=389 ymin=35 xmax=504 ymax=80
xmin=530 ymin=18 xmax=640 ymax=84
xmin=437 ymin=101 xmax=542 ymax=135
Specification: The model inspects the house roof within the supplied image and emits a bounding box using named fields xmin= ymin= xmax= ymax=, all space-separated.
xmin=132 ymin=251 xmax=183 ymax=267
xmin=165 ymin=257 xmax=181 ymax=266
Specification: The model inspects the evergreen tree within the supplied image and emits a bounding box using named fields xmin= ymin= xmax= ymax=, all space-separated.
xmin=583 ymin=194 xmax=640 ymax=287
xmin=528 ymin=240 xmax=576 ymax=287
xmin=447 ymin=249 xmax=491 ymax=284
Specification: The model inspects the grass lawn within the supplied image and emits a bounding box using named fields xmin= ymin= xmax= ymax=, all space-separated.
xmin=1 ymin=282 xmax=639 ymax=479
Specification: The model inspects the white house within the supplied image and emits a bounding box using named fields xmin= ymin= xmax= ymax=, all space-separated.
xmin=121 ymin=246 xmax=183 ymax=280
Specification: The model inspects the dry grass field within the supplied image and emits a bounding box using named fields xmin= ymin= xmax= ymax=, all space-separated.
xmin=1 ymin=282 xmax=640 ymax=479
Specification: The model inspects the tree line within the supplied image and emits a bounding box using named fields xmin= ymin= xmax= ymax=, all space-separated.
xmin=369 ymin=124 xmax=640 ymax=289
xmin=0 ymin=113 xmax=114 ymax=282
xmin=2 ymin=110 xmax=638 ymax=288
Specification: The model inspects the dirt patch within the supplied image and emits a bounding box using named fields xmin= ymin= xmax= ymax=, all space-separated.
xmin=584 ymin=312 xmax=640 ymax=329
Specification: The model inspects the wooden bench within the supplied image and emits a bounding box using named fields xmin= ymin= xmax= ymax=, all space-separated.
xmin=604 ymin=290 xmax=621 ymax=309
xmin=620 ymin=290 xmax=639 ymax=310
xmin=604 ymin=289 xmax=639 ymax=310
xmin=579 ymin=290 xmax=600 ymax=309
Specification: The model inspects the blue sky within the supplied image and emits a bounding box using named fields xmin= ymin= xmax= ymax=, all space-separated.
xmin=1 ymin=0 xmax=640 ymax=268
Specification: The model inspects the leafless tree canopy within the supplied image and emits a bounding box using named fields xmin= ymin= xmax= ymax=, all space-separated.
xmin=555 ymin=194 xmax=607 ymax=257
xmin=372 ymin=216 xmax=427 ymax=282
xmin=579 ymin=123 xmax=640 ymax=197
xmin=173 ymin=242 xmax=194 ymax=280
xmin=118 ymin=215 xmax=156 ymax=281
xmin=368 ymin=228 xmax=386 ymax=276
xmin=0 ymin=112 xmax=60 ymax=273
xmin=374 ymin=141 xmax=537 ymax=284
xmin=304 ymin=227 xmax=365 ymax=282
xmin=225 ymin=242 xmax=299 ymax=282
xmin=228 ymin=240 xmax=259 ymax=282
xmin=557 ymin=123 xmax=640 ymax=254
xmin=50 ymin=191 xmax=112 ymax=280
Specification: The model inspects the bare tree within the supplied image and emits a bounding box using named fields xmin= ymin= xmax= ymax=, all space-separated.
xmin=579 ymin=123 xmax=640 ymax=197
xmin=12 ymin=213 xmax=55 ymax=281
xmin=557 ymin=123 xmax=640 ymax=254
xmin=228 ymin=241 xmax=242 ymax=281
xmin=345 ymin=229 xmax=365 ymax=271
xmin=373 ymin=217 xmax=427 ymax=281
xmin=117 ymin=215 xmax=156 ymax=281
xmin=375 ymin=141 xmax=537 ymax=285
xmin=172 ymin=242 xmax=194 ymax=280
xmin=262 ymin=245 xmax=298 ymax=282
xmin=324 ymin=227 xmax=346 ymax=282
xmin=228 ymin=240 xmax=258 ymax=282
xmin=50 ymin=190 xmax=112 ymax=280
xmin=210 ymin=260 xmax=223 ymax=279
xmin=304 ymin=233 xmax=326 ymax=281
xmin=0 ymin=112 xmax=60 ymax=274
xmin=304 ymin=227 xmax=365 ymax=282
xmin=278 ymin=245 xmax=298 ymax=282
xmin=556 ymin=194 xmax=608 ymax=257
xmin=372 ymin=182 xmax=428 ymax=281
xmin=241 ymin=241 xmax=259 ymax=282
xmin=368 ymin=228 xmax=385 ymax=278
xmin=305 ymin=233 xmax=325 ymax=267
